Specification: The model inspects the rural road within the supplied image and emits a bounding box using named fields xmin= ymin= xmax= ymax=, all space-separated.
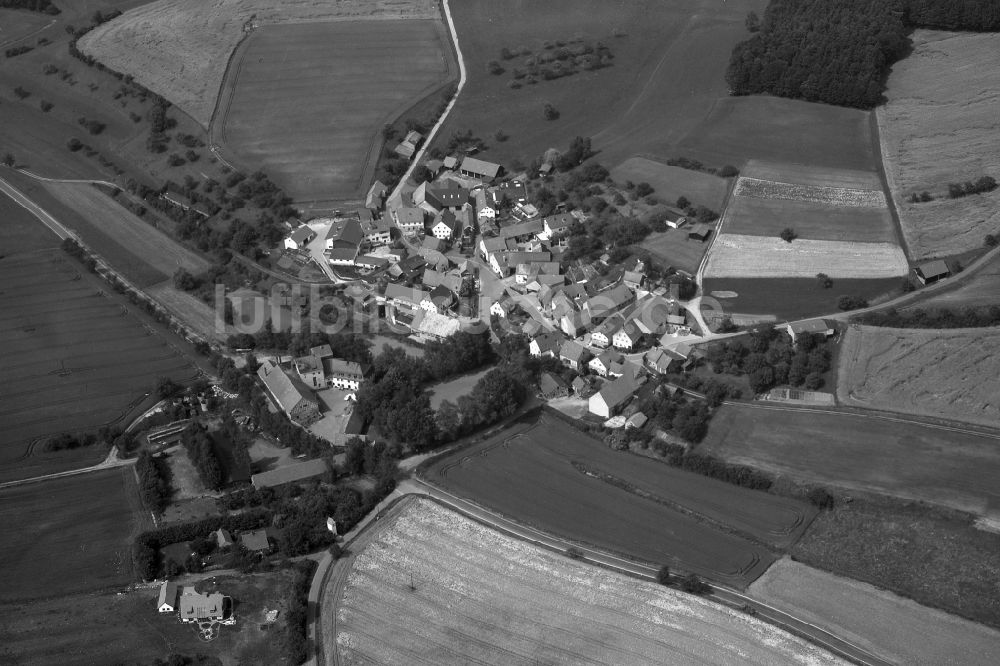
xmin=0 ymin=446 xmax=133 ymax=490
xmin=310 ymin=478 xmax=892 ymax=666
xmin=0 ymin=174 xmax=77 ymax=241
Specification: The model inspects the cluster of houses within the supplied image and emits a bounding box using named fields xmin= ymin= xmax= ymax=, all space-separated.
xmin=256 ymin=345 xmax=367 ymax=427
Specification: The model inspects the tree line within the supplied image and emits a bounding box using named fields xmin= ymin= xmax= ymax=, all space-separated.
xmin=136 ymin=450 xmax=171 ymax=515
xmin=726 ymin=0 xmax=1000 ymax=109
xmin=1 ymin=0 xmax=59 ymax=13
xmin=181 ymin=423 xmax=224 ymax=491
xmin=857 ymin=305 xmax=1000 ymax=329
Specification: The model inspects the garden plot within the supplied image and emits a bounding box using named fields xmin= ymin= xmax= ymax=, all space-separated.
xmin=332 ymin=499 xmax=843 ymax=665
xmin=703 ymin=235 xmax=908 ymax=279
xmin=734 ymin=177 xmax=886 ymax=208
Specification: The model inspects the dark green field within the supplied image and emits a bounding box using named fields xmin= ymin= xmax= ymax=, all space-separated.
xmin=702 ymin=276 xmax=902 ymax=321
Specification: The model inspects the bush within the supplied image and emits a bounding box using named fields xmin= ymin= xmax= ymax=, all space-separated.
xmin=39 ymin=99 xmax=53 ymax=112
xmin=635 ymin=182 xmax=654 ymax=197
xmin=543 ymin=103 xmax=559 ymax=120
xmin=837 ymin=295 xmax=869 ymax=311
xmin=779 ymin=227 xmax=797 ymax=243
xmin=680 ymin=573 xmax=711 ymax=595
xmin=66 ymin=137 xmax=84 ymax=152
xmin=718 ymin=164 xmax=739 ymax=178
xmin=656 ymin=565 xmax=671 ymax=585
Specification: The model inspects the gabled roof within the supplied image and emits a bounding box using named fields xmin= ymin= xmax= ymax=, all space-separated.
xmin=788 ymin=319 xmax=832 ymax=335
xmin=585 ymin=283 xmax=634 ymax=318
xmin=500 ymin=218 xmax=544 ymax=239
xmin=404 ymin=130 xmax=423 ymax=144
xmin=916 ymin=259 xmax=949 ymax=279
xmin=325 ymin=358 xmax=365 ymax=378
xmin=422 ymin=236 xmax=444 ymax=251
xmin=257 ymin=360 xmax=313 ymax=415
xmin=593 ymin=349 xmax=622 ymax=368
xmin=432 ymin=209 xmax=463 ymax=235
xmin=531 ymin=331 xmax=562 ymax=355
xmin=311 ymin=344 xmax=333 ymax=359
xmin=506 ymin=251 xmax=552 ymax=266
xmin=594 ymin=314 xmax=625 ymax=338
xmin=289 ymin=225 xmax=315 ymax=244
xmin=616 ymin=319 xmax=642 ymax=342
xmin=393 ymin=207 xmax=425 ymax=227
xmin=251 ymin=458 xmax=328 ymax=489
xmin=460 ymin=156 xmax=503 ymax=179
xmin=443 ymin=155 xmax=459 ymax=169
xmin=158 ymin=582 xmax=179 ymax=608
xmin=543 ymin=212 xmax=575 ymax=233
xmin=624 ymin=270 xmax=645 ymax=285
xmin=325 ymin=216 xmax=364 ymax=247
xmin=384 ymin=282 xmax=432 ymax=306
xmin=241 ymin=528 xmax=270 ymax=552
xmin=560 ymin=340 xmax=587 ymax=363
xmin=539 ymin=372 xmax=569 ymax=395
xmin=429 ymin=185 xmax=470 ymax=208
xmin=595 ymin=374 xmax=640 ymax=409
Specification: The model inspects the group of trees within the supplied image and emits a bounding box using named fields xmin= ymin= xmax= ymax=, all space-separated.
xmin=504 ymin=37 xmax=614 ymax=89
xmin=666 ymin=156 xmax=739 ymax=179
xmin=706 ymin=324 xmax=833 ymax=394
xmin=181 ymin=423 xmax=224 ymax=491
xmin=947 ymin=175 xmax=997 ymax=199
xmin=858 ymin=305 xmax=1000 ymax=329
xmin=136 ymin=450 xmax=171 ymax=515
xmin=727 ymin=0 xmax=1000 ymax=109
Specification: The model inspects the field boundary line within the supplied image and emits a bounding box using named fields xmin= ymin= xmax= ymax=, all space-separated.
xmin=870 ymin=108 xmax=911 ymax=259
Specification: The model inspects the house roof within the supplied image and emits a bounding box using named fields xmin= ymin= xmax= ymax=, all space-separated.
xmin=585 ymin=283 xmax=634 ymax=318
xmin=241 ymin=528 xmax=270 ymax=552
xmin=500 ymin=218 xmax=544 ymax=239
xmin=422 ymin=236 xmax=444 ymax=251
xmin=543 ymin=212 xmax=574 ymax=233
xmin=365 ymin=180 xmax=387 ymax=208
xmin=326 ymin=247 xmax=360 ymax=262
xmin=425 ymin=159 xmax=443 ymax=173
xmin=481 ymin=235 xmax=510 ymax=254
xmin=215 ymin=528 xmax=234 ymax=547
xmin=325 ymin=216 xmax=364 ymax=247
xmin=616 ymin=320 xmax=642 ymax=341
xmin=645 ymin=348 xmax=676 ymax=371
xmin=688 ymin=223 xmax=712 ymax=238
xmin=594 ymin=314 xmax=625 ymax=338
xmin=433 ymin=209 xmax=463 ymax=235
xmin=624 ymin=270 xmax=645 ymax=285
xmin=626 ymin=412 xmax=648 ymax=428
xmin=311 ymin=344 xmax=333 ymax=359
xmin=325 ymin=358 xmax=365 ymax=378
xmin=251 ymin=458 xmax=328 ymax=489
xmin=539 ymin=372 xmax=569 ymax=394
xmin=257 ymin=360 xmax=313 ymax=415
xmin=393 ymin=207 xmax=424 ymax=227
xmin=416 ymin=310 xmax=460 ymax=338
xmin=788 ymin=319 xmax=832 ymax=335
xmin=443 ymin=155 xmax=458 ymax=169
xmin=289 ymin=226 xmax=314 ymax=244
xmin=460 ymin=156 xmax=502 ymax=179
xmin=531 ymin=332 xmax=562 ymax=354
xmin=179 ymin=590 xmax=227 ymax=621
xmin=158 ymin=581 xmax=179 ymax=607
xmin=385 ymin=282 xmax=432 ymax=306
xmin=506 ymin=251 xmax=552 ymax=266
xmin=595 ymin=374 xmax=639 ymax=409
xmin=429 ymin=186 xmax=470 ymax=208
xmin=593 ymin=349 xmax=622 ymax=368
xmin=404 ymin=130 xmax=423 ymax=144
xmin=560 ymin=340 xmax=587 ymax=362
xmin=917 ymin=259 xmax=950 ymax=279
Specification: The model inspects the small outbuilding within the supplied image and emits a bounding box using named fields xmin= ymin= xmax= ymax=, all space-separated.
xmin=157 ymin=581 xmax=180 ymax=613
xmin=914 ymin=259 xmax=950 ymax=285
xmin=687 ymin=224 xmax=712 ymax=242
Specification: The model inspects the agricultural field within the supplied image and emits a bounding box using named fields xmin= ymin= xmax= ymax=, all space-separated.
xmin=702 ymin=235 xmax=908 ymax=279
xmin=329 ymin=499 xmax=842 ymax=665
xmin=733 ymin=177 xmax=886 ymax=208
xmin=1 ymin=568 xmax=297 ymax=665
xmin=701 ymin=277 xmax=902 ymax=321
xmin=79 ymin=0 xmax=441 ymax=127
xmin=424 ymin=413 xmax=818 ymax=587
xmin=638 ymin=228 xmax=711 ymax=274
xmin=0 ymin=467 xmax=150 ymax=602
xmin=878 ymin=30 xmax=1000 ymax=260
xmin=676 ymin=96 xmax=877 ymax=171
xmin=147 ymin=280 xmax=232 ymax=342
xmin=751 ymin=558 xmax=1000 ymax=666
xmin=0 ymin=250 xmax=197 ymax=480
xmin=217 ymin=19 xmax=456 ymax=205
xmin=837 ymin=325 xmax=1000 ymax=427
xmin=439 ymin=0 xmax=768 ymax=169
xmin=700 ymin=403 xmax=1000 ymax=516
xmin=1 ymin=189 xmax=60 ymax=254
xmin=611 ymin=157 xmax=730 ymax=210
xmin=903 ymin=250 xmax=1000 ymax=310
xmin=740 ymin=160 xmax=883 ymax=190
xmin=0 ymin=8 xmax=55 ymax=48
xmin=723 ymin=197 xmax=896 ymax=243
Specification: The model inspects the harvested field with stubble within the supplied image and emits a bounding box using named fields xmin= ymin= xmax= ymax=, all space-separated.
xmin=0 ymin=251 xmax=196 ymax=479
xmin=331 ymin=499 xmax=843 ymax=666
xmin=701 ymin=404 xmax=1000 ymax=516
xmin=610 ymin=157 xmax=731 ymax=210
xmin=838 ymin=325 xmax=1000 ymax=427
xmin=703 ymin=234 xmax=908 ymax=279
xmin=218 ymin=18 xmax=455 ymax=204
xmin=423 ymin=413 xmax=819 ymax=587
xmin=751 ymin=558 xmax=1000 ymax=666
xmin=79 ymin=0 xmax=440 ymax=126
xmin=879 ymin=30 xmax=1000 ymax=260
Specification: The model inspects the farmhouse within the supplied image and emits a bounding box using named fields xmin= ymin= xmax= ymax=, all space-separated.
xmin=257 ymin=360 xmax=321 ymax=425
xmin=589 ymin=373 xmax=643 ymax=418
xmin=915 ymin=259 xmax=951 ymax=285
xmin=490 ymin=296 xmax=514 ymax=318
xmin=490 ymin=180 xmax=527 ymax=205
xmin=460 ymin=156 xmax=503 ymax=181
xmin=474 ymin=189 xmax=496 ymax=223
xmin=215 ymin=528 xmax=234 ymax=549
xmin=424 ymin=183 xmax=471 ymax=212
xmin=559 ymin=340 xmax=589 ymax=370
xmin=561 ymin=311 xmax=588 ymax=338
xmin=284 ymin=225 xmax=316 ymax=251
xmin=530 ymin=332 xmax=562 ymax=358
xmin=500 ymin=218 xmax=544 ymax=243
xmin=688 ymin=224 xmax=712 ymax=242
xmin=179 ymin=589 xmax=232 ymax=624
xmin=612 ymin=320 xmax=643 ymax=351
xmin=785 ymin=319 xmax=835 ymax=344
xmin=539 ymin=372 xmax=570 ymax=399
xmin=251 ymin=458 xmax=329 ymax=490
xmin=365 ymin=180 xmax=388 ymax=213
xmin=157 ymin=581 xmax=179 ymax=613
xmin=589 ymin=350 xmax=622 ymax=377
xmin=645 ymin=348 xmax=680 ymax=375
xmin=584 ymin=283 xmax=635 ymax=323
xmin=362 ymin=213 xmax=393 ymax=246
xmin=543 ymin=213 xmax=574 ymax=238
xmin=624 ymin=269 xmax=645 ymax=291
xmin=391 ymin=207 xmax=426 ymax=234
xmin=431 ymin=209 xmax=463 ymax=240
xmin=592 ymin=315 xmax=624 ymax=349
xmin=324 ymin=215 xmax=364 ymax=265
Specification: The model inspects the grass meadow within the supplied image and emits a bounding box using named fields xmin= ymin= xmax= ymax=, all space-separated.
xmin=611 ymin=157 xmax=731 ymax=210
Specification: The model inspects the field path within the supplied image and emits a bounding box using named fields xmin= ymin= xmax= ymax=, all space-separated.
xmin=0 ymin=445 xmax=133 ymax=490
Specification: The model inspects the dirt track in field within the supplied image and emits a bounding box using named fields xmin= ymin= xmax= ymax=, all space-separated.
xmin=838 ymin=325 xmax=1000 ymax=427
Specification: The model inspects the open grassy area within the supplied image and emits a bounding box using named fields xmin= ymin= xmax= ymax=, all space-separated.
xmin=676 ymin=96 xmax=877 ymax=171
xmin=439 ymin=0 xmax=768 ymax=169
xmin=702 ymin=276 xmax=902 ymax=321
xmin=723 ymin=196 xmax=896 ymax=243
xmin=700 ymin=403 xmax=1000 ymax=516
xmin=637 ymin=228 xmax=711 ymax=274
xmin=837 ymin=325 xmax=1000 ymax=428
xmin=330 ymin=498 xmax=840 ymax=665
xmin=610 ymin=157 xmax=730 ymax=210
xmin=751 ymin=558 xmax=1000 ymax=665
xmin=0 ymin=250 xmax=197 ymax=478
xmin=0 ymin=189 xmax=61 ymax=254
xmin=217 ymin=18 xmax=456 ymax=207
xmin=427 ymin=367 xmax=490 ymax=409
xmin=793 ymin=497 xmax=1000 ymax=630
xmin=0 ymin=467 xmax=150 ymax=602
xmin=0 ymin=8 xmax=55 ymax=48
xmin=423 ymin=412 xmax=820 ymax=588
xmin=878 ymin=30 xmax=1000 ymax=260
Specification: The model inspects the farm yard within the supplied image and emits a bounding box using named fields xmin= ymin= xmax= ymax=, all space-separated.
xmin=217 ymin=19 xmax=456 ymax=205
xmin=329 ymin=498 xmax=842 ymax=666
xmin=611 ymin=157 xmax=730 ymax=210
xmin=702 ymin=235 xmax=908 ymax=279
xmin=701 ymin=277 xmax=902 ymax=321
xmin=79 ymin=0 xmax=441 ymax=127
xmin=751 ymin=558 xmax=1000 ymax=666
xmin=0 ymin=250 xmax=197 ymax=481
xmin=439 ymin=0 xmax=769 ymax=170
xmin=700 ymin=403 xmax=1000 ymax=516
xmin=423 ymin=413 xmax=818 ymax=588
xmin=837 ymin=325 xmax=1000 ymax=427
xmin=878 ymin=30 xmax=1000 ymax=260
xmin=0 ymin=468 xmax=150 ymax=602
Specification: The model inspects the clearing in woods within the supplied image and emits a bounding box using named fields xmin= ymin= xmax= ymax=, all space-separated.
xmin=217 ymin=19 xmax=456 ymax=205
xmin=329 ymin=498 xmax=842 ymax=665
xmin=751 ymin=558 xmax=1000 ymax=666
xmin=837 ymin=325 xmax=1000 ymax=427
xmin=878 ymin=30 xmax=1000 ymax=260
xmin=610 ymin=157 xmax=731 ymax=210
xmin=700 ymin=403 xmax=1000 ymax=516
xmin=79 ymin=0 xmax=440 ymax=127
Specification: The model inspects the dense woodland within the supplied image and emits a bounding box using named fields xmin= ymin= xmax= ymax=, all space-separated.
xmin=705 ymin=324 xmax=833 ymax=394
xmin=727 ymin=0 xmax=1000 ymax=108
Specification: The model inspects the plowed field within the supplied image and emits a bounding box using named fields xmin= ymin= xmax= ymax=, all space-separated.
xmin=838 ymin=325 xmax=1000 ymax=427
xmin=424 ymin=413 xmax=818 ymax=587
xmin=331 ymin=499 xmax=842 ymax=665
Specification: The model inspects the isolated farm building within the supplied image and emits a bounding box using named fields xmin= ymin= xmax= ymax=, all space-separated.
xmin=589 ymin=373 xmax=643 ymax=418
xmin=529 ymin=332 xmax=562 ymax=358
xmin=459 ymin=156 xmax=503 ymax=181
xmin=589 ymin=350 xmax=622 ymax=377
xmin=251 ymin=458 xmax=329 ymax=490
xmin=490 ymin=296 xmax=514 ymax=318
xmin=257 ymin=360 xmax=321 ymax=426
xmin=662 ymin=208 xmax=687 ymax=229
xmin=284 ymin=225 xmax=316 ymax=251
xmin=561 ymin=311 xmax=589 ymax=338
xmin=179 ymin=589 xmax=231 ymax=624
xmin=914 ymin=259 xmax=951 ymax=285
xmin=214 ymin=528 xmax=234 ymax=549
xmin=157 ymin=582 xmax=180 ymax=613
xmin=539 ymin=372 xmax=570 ymax=399
xmin=785 ymin=319 xmax=835 ymax=344
xmin=391 ymin=207 xmax=425 ymax=234
xmin=612 ymin=320 xmax=643 ymax=351
xmin=584 ymin=283 xmax=636 ymax=323
xmin=431 ymin=209 xmax=463 ymax=240
xmin=559 ymin=340 xmax=589 ymax=370
xmin=687 ymin=224 xmax=712 ymax=241
xmin=240 ymin=529 xmax=271 ymax=554
xmin=362 ymin=213 xmax=393 ymax=246
xmin=365 ymin=180 xmax=388 ymax=213
xmin=500 ymin=218 xmax=544 ymax=243
xmin=543 ymin=213 xmax=574 ymax=238
xmin=591 ymin=314 xmax=624 ymax=349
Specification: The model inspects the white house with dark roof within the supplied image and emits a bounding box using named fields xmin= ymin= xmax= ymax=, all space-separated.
xmin=591 ymin=314 xmax=624 ymax=349
xmin=589 ymin=373 xmax=643 ymax=418
xmin=559 ymin=340 xmax=589 ymax=370
xmin=589 ymin=350 xmax=622 ymax=377
xmin=284 ymin=225 xmax=316 ymax=251
xmin=543 ymin=213 xmax=574 ymax=237
xmin=431 ymin=209 xmax=463 ymax=240
xmin=475 ymin=189 xmax=496 ymax=224
xmin=391 ymin=207 xmax=425 ymax=234
xmin=612 ymin=320 xmax=643 ymax=351
xmin=785 ymin=319 xmax=834 ymax=344
xmin=157 ymin=582 xmax=180 ymax=613
xmin=529 ymin=332 xmax=562 ymax=358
